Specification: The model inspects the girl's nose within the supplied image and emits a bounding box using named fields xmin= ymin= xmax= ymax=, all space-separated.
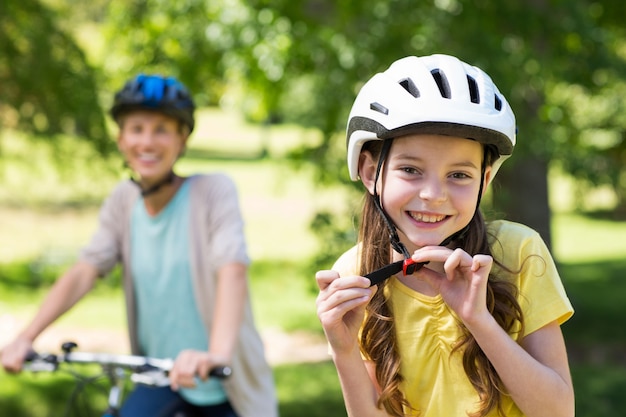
xmin=418 ymin=177 xmax=447 ymax=202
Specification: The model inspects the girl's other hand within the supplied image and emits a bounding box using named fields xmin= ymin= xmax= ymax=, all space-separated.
xmin=411 ymin=247 xmax=493 ymax=326
xmin=315 ymin=270 xmax=373 ymax=354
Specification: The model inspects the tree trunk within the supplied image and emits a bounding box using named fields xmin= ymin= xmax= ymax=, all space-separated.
xmin=493 ymin=155 xmax=553 ymax=250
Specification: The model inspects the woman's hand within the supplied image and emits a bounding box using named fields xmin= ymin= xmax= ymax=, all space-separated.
xmin=315 ymin=270 xmax=373 ymax=354
xmin=1 ymin=336 xmax=34 ymax=373
xmin=411 ymin=247 xmax=493 ymax=326
xmin=169 ymin=349 xmax=228 ymax=390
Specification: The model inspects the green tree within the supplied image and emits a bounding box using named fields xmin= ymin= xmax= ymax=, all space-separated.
xmin=438 ymin=0 xmax=626 ymax=244
xmin=5 ymin=0 xmax=626 ymax=258
xmin=541 ymin=1 xmax=626 ymax=217
xmin=0 ymin=0 xmax=113 ymax=155
xmin=234 ymin=0 xmax=626 ymax=252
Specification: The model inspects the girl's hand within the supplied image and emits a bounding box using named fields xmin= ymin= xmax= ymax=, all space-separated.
xmin=169 ymin=349 xmax=227 ymax=390
xmin=315 ymin=270 xmax=373 ymax=354
xmin=411 ymin=247 xmax=493 ymax=326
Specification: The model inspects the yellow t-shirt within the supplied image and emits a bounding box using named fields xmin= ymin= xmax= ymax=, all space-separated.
xmin=332 ymin=220 xmax=574 ymax=417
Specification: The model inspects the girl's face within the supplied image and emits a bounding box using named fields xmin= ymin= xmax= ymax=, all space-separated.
xmin=360 ymin=134 xmax=491 ymax=253
xmin=117 ymin=111 xmax=187 ymax=185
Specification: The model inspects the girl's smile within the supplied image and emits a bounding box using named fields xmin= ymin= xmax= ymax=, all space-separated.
xmin=407 ymin=211 xmax=448 ymax=224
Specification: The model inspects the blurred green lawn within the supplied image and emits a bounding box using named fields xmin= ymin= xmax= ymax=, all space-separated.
xmin=1 ymin=109 xmax=625 ymax=416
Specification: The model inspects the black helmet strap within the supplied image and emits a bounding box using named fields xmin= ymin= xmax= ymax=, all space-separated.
xmin=372 ymin=139 xmax=411 ymax=259
xmin=131 ymin=170 xmax=175 ymax=197
xmin=124 ymin=160 xmax=176 ymax=197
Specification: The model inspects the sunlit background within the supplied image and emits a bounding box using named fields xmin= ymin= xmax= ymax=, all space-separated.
xmin=1 ymin=1 xmax=625 ymax=415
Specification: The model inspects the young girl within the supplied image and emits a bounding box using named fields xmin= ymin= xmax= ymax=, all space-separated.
xmin=316 ymin=54 xmax=574 ymax=417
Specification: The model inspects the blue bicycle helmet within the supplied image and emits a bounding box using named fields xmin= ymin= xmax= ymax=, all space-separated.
xmin=110 ymin=74 xmax=195 ymax=133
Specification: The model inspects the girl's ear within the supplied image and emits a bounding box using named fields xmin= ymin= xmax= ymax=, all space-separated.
xmin=482 ymin=166 xmax=493 ymax=195
xmin=358 ymin=150 xmax=378 ymax=195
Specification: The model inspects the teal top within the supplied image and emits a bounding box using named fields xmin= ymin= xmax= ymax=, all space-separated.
xmin=81 ymin=174 xmax=277 ymax=416
xmin=131 ymin=180 xmax=226 ymax=405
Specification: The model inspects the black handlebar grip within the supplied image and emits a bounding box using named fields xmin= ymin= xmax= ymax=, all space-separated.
xmin=209 ymin=366 xmax=232 ymax=378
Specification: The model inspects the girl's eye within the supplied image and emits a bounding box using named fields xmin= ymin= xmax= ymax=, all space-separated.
xmin=401 ymin=167 xmax=419 ymax=174
xmin=450 ymin=172 xmax=472 ymax=180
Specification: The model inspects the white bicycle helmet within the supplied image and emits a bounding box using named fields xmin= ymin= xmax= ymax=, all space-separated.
xmin=346 ymin=54 xmax=516 ymax=180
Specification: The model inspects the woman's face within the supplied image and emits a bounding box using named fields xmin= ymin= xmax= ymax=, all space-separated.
xmin=362 ymin=134 xmax=490 ymax=253
xmin=117 ymin=111 xmax=186 ymax=185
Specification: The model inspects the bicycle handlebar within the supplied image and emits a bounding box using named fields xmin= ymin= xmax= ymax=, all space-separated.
xmin=21 ymin=341 xmax=233 ymax=416
xmin=23 ymin=341 xmax=232 ymax=386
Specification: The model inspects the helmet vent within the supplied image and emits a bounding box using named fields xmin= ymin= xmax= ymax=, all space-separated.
xmin=494 ymin=95 xmax=502 ymax=111
xmin=467 ymin=76 xmax=480 ymax=104
xmin=430 ymin=69 xmax=451 ymax=99
xmin=370 ymin=102 xmax=389 ymax=115
xmin=398 ymin=78 xmax=420 ymax=98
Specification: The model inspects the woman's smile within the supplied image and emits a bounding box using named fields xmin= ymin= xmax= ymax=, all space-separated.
xmin=117 ymin=111 xmax=186 ymax=184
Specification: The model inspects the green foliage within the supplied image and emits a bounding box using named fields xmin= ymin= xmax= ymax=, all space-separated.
xmin=0 ymin=362 xmax=345 ymax=417
xmin=0 ymin=129 xmax=121 ymax=207
xmin=308 ymin=210 xmax=358 ymax=274
xmin=249 ymin=259 xmax=321 ymax=333
xmin=0 ymin=369 xmax=131 ymax=417
xmin=101 ymin=0 xmax=251 ymax=107
xmin=0 ymin=0 xmax=113 ymax=155
xmin=275 ymin=361 xmax=346 ymax=417
xmin=560 ymin=258 xmax=626 ymax=346
xmin=547 ymin=80 xmax=626 ymax=214
xmin=0 ymin=258 xmax=122 ymax=289
xmin=0 ymin=259 xmax=58 ymax=288
xmin=231 ymin=0 xmax=626 ymax=239
xmin=2 ymin=360 xmax=624 ymax=417
xmin=5 ymin=0 xmax=626 ymax=252
xmin=571 ymin=365 xmax=626 ymax=417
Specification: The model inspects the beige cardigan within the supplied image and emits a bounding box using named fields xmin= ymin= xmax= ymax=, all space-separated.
xmin=79 ymin=174 xmax=278 ymax=417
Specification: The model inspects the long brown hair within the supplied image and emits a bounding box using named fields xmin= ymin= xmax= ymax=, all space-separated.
xmin=357 ymin=140 xmax=524 ymax=417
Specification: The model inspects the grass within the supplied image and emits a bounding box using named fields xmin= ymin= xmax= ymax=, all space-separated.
xmin=0 ymin=371 xmax=113 ymax=417
xmin=0 ymin=361 xmax=346 ymax=417
xmin=571 ymin=365 xmax=626 ymax=417
xmin=249 ymin=260 xmax=320 ymax=333
xmin=552 ymin=212 xmax=626 ymax=263
xmin=1 ymin=110 xmax=625 ymax=416
xmin=274 ymin=361 xmax=346 ymax=417
xmin=560 ymin=258 xmax=626 ymax=347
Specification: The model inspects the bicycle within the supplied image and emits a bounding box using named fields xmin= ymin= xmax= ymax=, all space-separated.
xmin=23 ymin=341 xmax=232 ymax=417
